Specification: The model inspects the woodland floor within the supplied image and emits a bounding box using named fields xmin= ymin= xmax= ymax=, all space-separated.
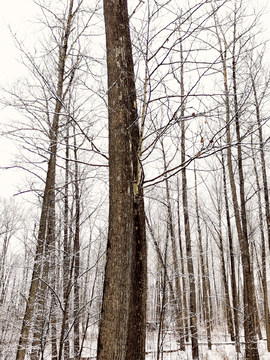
xmin=73 ymin=329 xmax=270 ymax=360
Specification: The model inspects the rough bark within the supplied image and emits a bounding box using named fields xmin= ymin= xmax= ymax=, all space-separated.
xmin=125 ymin=5 xmax=147 ymax=357
xmin=97 ymin=0 xmax=147 ymax=359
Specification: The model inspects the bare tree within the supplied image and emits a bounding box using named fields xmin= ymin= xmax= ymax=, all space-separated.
xmin=16 ymin=1 xmax=87 ymax=358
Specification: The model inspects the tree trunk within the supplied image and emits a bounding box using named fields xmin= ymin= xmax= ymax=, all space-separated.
xmin=232 ymin=24 xmax=259 ymax=358
xmin=179 ymin=28 xmax=198 ymax=358
xmin=126 ymin=188 xmax=147 ymax=360
xmin=162 ymin=143 xmax=185 ymax=350
xmin=177 ymin=177 xmax=189 ymax=343
xmin=250 ymin=74 xmax=270 ymax=255
xmin=49 ymin=197 xmax=58 ymax=360
xmin=73 ymin=132 xmax=80 ymax=360
xmin=97 ymin=0 xmax=141 ymax=359
xmin=251 ymin=137 xmax=270 ymax=351
xmin=221 ymin=151 xmax=240 ymax=353
xmin=16 ymin=2 xmax=75 ymax=358
xmin=63 ymin=124 xmax=71 ymax=360
xmin=181 ymin=119 xmax=198 ymax=360
xmin=194 ymin=164 xmax=211 ymax=350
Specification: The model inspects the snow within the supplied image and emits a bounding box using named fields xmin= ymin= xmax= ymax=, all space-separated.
xmin=145 ymin=331 xmax=270 ymax=360
xmin=74 ymin=330 xmax=270 ymax=360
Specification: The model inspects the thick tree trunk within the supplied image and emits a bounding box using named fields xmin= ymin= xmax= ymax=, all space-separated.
xmin=125 ymin=3 xmax=147 ymax=356
xmin=126 ymin=188 xmax=147 ymax=360
xmin=97 ymin=0 xmax=147 ymax=359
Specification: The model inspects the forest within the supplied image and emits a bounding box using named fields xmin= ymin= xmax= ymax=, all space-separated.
xmin=0 ymin=0 xmax=270 ymax=359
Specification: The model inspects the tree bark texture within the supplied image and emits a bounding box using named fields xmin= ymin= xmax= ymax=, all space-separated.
xmin=97 ymin=0 xmax=146 ymax=359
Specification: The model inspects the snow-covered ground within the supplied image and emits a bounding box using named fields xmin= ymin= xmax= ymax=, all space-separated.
xmin=145 ymin=331 xmax=270 ymax=360
xmin=78 ymin=330 xmax=270 ymax=360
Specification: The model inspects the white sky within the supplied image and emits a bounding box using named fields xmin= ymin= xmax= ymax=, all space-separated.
xmin=1 ymin=1 xmax=40 ymax=198
xmin=1 ymin=0 xmax=270 ymax=199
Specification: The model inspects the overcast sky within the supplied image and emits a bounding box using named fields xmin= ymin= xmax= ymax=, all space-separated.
xmin=1 ymin=0 xmax=43 ymax=198
xmin=1 ymin=0 xmax=270 ymax=199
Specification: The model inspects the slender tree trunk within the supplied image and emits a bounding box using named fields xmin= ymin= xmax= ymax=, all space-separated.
xmin=157 ymin=240 xmax=168 ymax=360
xmin=58 ymin=258 xmax=74 ymax=360
xmin=251 ymin=72 xmax=270 ymax=348
xmin=73 ymin=133 xmax=80 ymax=360
xmin=162 ymin=143 xmax=185 ymax=350
xmin=16 ymin=2 xmax=75 ymax=358
xmin=213 ymin=14 xmax=241 ymax=346
xmin=179 ymin=28 xmax=198 ymax=358
xmin=232 ymin=24 xmax=259 ymax=358
xmin=30 ymin=229 xmax=51 ymax=360
xmin=146 ymin=215 xmax=178 ymax=326
xmin=177 ymin=178 xmax=189 ymax=343
xmin=204 ymin=231 xmax=213 ymax=331
xmin=214 ymin=10 xmax=259 ymax=358
xmin=221 ymin=151 xmax=240 ymax=353
xmin=250 ymin=75 xmax=270 ymax=254
xmin=63 ymin=123 xmax=70 ymax=360
xmin=215 ymin=179 xmax=234 ymax=342
xmin=194 ymin=164 xmax=211 ymax=350
xmin=249 ymin=237 xmax=262 ymax=340
xmin=232 ymin=54 xmax=259 ymax=360
xmin=251 ymin=137 xmax=270 ymax=351
xmin=181 ymin=119 xmax=198 ymax=359
xmin=49 ymin=195 xmax=58 ymax=360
